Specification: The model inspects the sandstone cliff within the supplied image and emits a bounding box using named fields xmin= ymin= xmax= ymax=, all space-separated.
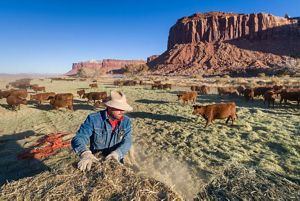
xmin=148 ymin=12 xmax=300 ymax=76
xmin=65 ymin=59 xmax=145 ymax=76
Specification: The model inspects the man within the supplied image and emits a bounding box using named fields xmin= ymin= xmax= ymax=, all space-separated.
xmin=71 ymin=90 xmax=133 ymax=171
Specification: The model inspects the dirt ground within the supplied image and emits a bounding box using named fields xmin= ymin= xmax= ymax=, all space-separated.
xmin=0 ymin=75 xmax=299 ymax=200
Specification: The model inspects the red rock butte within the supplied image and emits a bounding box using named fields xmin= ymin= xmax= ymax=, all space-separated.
xmin=148 ymin=12 xmax=300 ymax=76
xmin=65 ymin=59 xmax=146 ymax=76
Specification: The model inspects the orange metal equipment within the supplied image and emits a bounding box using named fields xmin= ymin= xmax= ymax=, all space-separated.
xmin=18 ymin=132 xmax=71 ymax=160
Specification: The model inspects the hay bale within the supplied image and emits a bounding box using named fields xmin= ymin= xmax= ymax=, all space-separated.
xmin=0 ymin=159 xmax=182 ymax=201
xmin=195 ymin=165 xmax=300 ymax=200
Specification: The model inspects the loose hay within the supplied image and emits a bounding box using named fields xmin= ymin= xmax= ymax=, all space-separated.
xmin=0 ymin=159 xmax=182 ymax=201
xmin=195 ymin=164 xmax=300 ymax=200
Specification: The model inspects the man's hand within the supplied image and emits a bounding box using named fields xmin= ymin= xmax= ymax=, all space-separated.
xmin=106 ymin=151 xmax=119 ymax=161
xmin=78 ymin=150 xmax=99 ymax=171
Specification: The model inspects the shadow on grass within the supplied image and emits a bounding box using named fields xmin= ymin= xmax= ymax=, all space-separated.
xmin=128 ymin=112 xmax=189 ymax=122
xmin=0 ymin=104 xmax=11 ymax=110
xmin=135 ymin=99 xmax=169 ymax=104
xmin=27 ymin=99 xmax=95 ymax=111
xmin=0 ymin=130 xmax=50 ymax=186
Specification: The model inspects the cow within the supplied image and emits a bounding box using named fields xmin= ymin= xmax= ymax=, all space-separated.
xmin=10 ymin=89 xmax=28 ymax=99
xmin=192 ymin=102 xmax=237 ymax=127
xmin=218 ymin=87 xmax=239 ymax=96
xmin=0 ymin=90 xmax=13 ymax=99
xmin=152 ymin=83 xmax=171 ymax=90
xmin=236 ymin=85 xmax=246 ymax=96
xmin=254 ymin=86 xmax=273 ymax=97
xmin=273 ymin=85 xmax=284 ymax=91
xmin=83 ymin=92 xmax=107 ymax=103
xmin=161 ymin=84 xmax=172 ymax=90
xmin=6 ymin=95 xmax=27 ymax=110
xmin=30 ymin=92 xmax=56 ymax=105
xmin=177 ymin=91 xmax=197 ymax=104
xmin=198 ymin=85 xmax=218 ymax=95
xmin=32 ymin=85 xmax=46 ymax=93
xmin=48 ymin=93 xmax=74 ymax=110
xmin=89 ymin=83 xmax=98 ymax=88
xmin=263 ymin=90 xmax=276 ymax=108
xmin=279 ymin=89 xmax=300 ymax=106
xmin=191 ymin=86 xmax=201 ymax=92
xmin=0 ymin=89 xmax=27 ymax=99
xmin=77 ymin=89 xmax=85 ymax=98
xmin=94 ymin=100 xmax=105 ymax=108
xmin=49 ymin=93 xmax=74 ymax=101
xmin=244 ymin=88 xmax=254 ymax=101
xmin=114 ymin=80 xmax=123 ymax=86
xmin=123 ymin=80 xmax=137 ymax=86
xmin=151 ymin=83 xmax=160 ymax=89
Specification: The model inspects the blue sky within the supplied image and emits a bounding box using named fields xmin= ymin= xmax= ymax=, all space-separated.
xmin=0 ymin=0 xmax=299 ymax=74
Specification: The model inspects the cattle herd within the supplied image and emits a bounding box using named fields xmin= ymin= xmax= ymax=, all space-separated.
xmin=0 ymin=77 xmax=299 ymax=128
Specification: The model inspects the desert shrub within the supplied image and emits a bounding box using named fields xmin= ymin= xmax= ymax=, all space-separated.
xmin=93 ymin=68 xmax=106 ymax=78
xmin=191 ymin=74 xmax=203 ymax=79
xmin=76 ymin=68 xmax=88 ymax=78
xmin=258 ymin=73 xmax=266 ymax=78
xmin=123 ymin=64 xmax=149 ymax=76
xmin=223 ymin=74 xmax=231 ymax=79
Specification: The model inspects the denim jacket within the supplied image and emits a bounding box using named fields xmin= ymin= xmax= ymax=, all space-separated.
xmin=71 ymin=110 xmax=132 ymax=160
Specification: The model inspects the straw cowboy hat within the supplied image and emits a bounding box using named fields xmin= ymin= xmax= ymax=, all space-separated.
xmin=104 ymin=90 xmax=133 ymax=111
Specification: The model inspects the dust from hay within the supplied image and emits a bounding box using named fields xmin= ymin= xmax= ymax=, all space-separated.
xmin=195 ymin=164 xmax=300 ymax=200
xmin=0 ymin=159 xmax=183 ymax=201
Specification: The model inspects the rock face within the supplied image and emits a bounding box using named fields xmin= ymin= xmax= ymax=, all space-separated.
xmin=148 ymin=12 xmax=300 ymax=76
xmin=65 ymin=59 xmax=146 ymax=76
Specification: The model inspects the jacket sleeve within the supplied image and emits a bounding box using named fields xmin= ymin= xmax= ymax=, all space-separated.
xmin=71 ymin=115 xmax=94 ymax=155
xmin=116 ymin=118 xmax=132 ymax=160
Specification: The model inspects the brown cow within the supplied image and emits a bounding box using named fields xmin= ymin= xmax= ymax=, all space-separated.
xmin=244 ymin=88 xmax=254 ymax=101
xmin=30 ymin=92 xmax=56 ymax=105
xmin=83 ymin=92 xmax=107 ymax=103
xmin=10 ymin=89 xmax=28 ymax=99
xmin=0 ymin=90 xmax=14 ymax=99
xmin=151 ymin=83 xmax=160 ymax=89
xmin=263 ymin=90 xmax=276 ymax=108
xmin=114 ymin=80 xmax=123 ymax=86
xmin=191 ymin=86 xmax=202 ymax=91
xmin=49 ymin=93 xmax=74 ymax=110
xmin=6 ymin=95 xmax=27 ymax=110
xmin=123 ymin=80 xmax=137 ymax=86
xmin=152 ymin=83 xmax=171 ymax=90
xmin=77 ymin=89 xmax=85 ymax=98
xmin=279 ymin=89 xmax=300 ymax=106
xmin=89 ymin=83 xmax=98 ymax=88
xmin=177 ymin=91 xmax=197 ymax=104
xmin=273 ymin=85 xmax=284 ymax=91
xmin=192 ymin=102 xmax=237 ymax=127
xmin=0 ymin=89 xmax=27 ymax=99
xmin=94 ymin=100 xmax=105 ymax=108
xmin=32 ymin=85 xmax=46 ymax=93
xmin=50 ymin=93 xmax=74 ymax=101
xmin=199 ymin=85 xmax=218 ymax=95
xmin=218 ymin=87 xmax=239 ymax=96
xmin=236 ymin=85 xmax=246 ymax=96
xmin=254 ymin=86 xmax=273 ymax=97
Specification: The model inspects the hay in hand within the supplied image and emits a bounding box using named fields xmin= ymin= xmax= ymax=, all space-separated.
xmin=0 ymin=159 xmax=182 ymax=201
xmin=195 ymin=164 xmax=300 ymax=200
